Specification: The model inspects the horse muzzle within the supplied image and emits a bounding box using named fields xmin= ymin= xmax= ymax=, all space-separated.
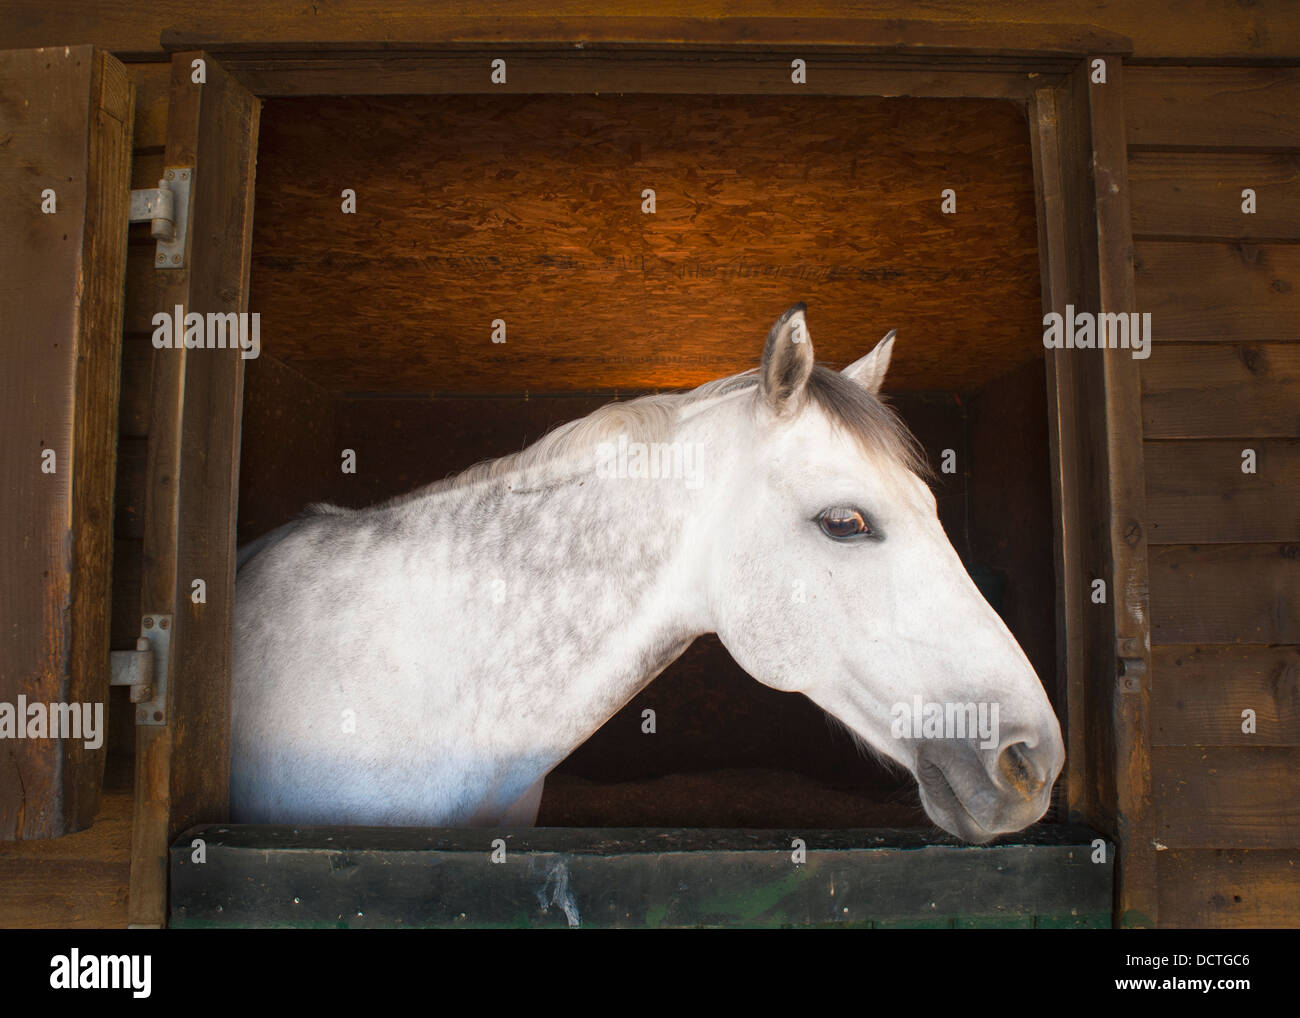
xmin=913 ymin=727 xmax=1064 ymax=844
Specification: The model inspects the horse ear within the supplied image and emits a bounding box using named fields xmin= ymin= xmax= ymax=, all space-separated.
xmin=760 ymin=303 xmax=815 ymax=414
xmin=841 ymin=329 xmax=896 ymax=394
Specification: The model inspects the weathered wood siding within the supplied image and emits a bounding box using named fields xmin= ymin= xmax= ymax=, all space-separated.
xmin=0 ymin=1 xmax=1295 ymax=929
xmin=1129 ymin=65 xmax=1300 ymax=928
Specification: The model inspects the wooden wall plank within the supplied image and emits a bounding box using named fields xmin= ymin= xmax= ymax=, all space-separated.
xmin=114 ymin=436 xmax=148 ymax=541
xmin=1127 ymin=67 xmax=1300 ymax=150
xmin=128 ymin=150 xmax=165 ymax=194
xmin=1135 ymin=242 xmax=1300 ymax=344
xmin=6 ymin=2 xmax=1296 ymax=61
xmin=0 ymin=46 xmax=133 ymax=840
xmin=1144 ymin=439 xmax=1300 ymax=544
xmin=1151 ymin=645 xmax=1300 ymax=748
xmin=1153 ymin=747 xmax=1300 ymax=849
xmin=1149 ymin=544 xmax=1300 ymax=645
xmin=1158 ymin=851 xmax=1300 ymax=927
xmin=118 ymin=333 xmax=154 ymax=439
xmin=110 ymin=539 xmax=142 ymax=651
xmin=123 ymin=244 xmax=161 ymax=334
xmin=1141 ymin=343 xmax=1300 ymax=439
xmin=1130 ymin=152 xmax=1300 ymax=242
xmin=129 ymin=51 xmax=260 ymax=927
xmin=126 ymin=62 xmax=170 ymax=149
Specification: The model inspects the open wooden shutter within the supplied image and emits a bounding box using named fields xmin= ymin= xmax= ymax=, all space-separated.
xmin=128 ymin=50 xmax=259 ymax=927
xmin=0 ymin=46 xmax=134 ymax=839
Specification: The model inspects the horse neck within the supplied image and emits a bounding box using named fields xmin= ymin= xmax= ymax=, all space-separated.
xmin=395 ymin=409 xmax=723 ymax=757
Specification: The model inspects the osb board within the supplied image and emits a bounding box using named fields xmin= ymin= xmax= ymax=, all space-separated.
xmin=248 ymin=94 xmax=1042 ymax=395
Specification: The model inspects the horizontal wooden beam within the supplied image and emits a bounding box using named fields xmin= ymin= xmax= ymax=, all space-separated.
xmin=1151 ymin=645 xmax=1300 ymax=747
xmin=204 ymin=51 xmax=1062 ymax=99
xmin=170 ymin=824 xmax=1113 ymax=928
xmin=1141 ymin=343 xmax=1300 ymax=439
xmin=1144 ymin=439 xmax=1300 ymax=544
xmin=1158 ymin=850 xmax=1300 ymax=927
xmin=1153 ymin=747 xmax=1300 ymax=849
xmin=1130 ymin=152 xmax=1300 ymax=243
xmin=14 ymin=2 xmax=1299 ymax=62
xmin=1149 ymin=544 xmax=1300 ymax=644
xmin=1127 ymin=67 xmax=1300 ymax=151
xmin=1136 ymin=242 xmax=1300 ymax=344
xmin=157 ymin=18 xmax=1130 ymax=57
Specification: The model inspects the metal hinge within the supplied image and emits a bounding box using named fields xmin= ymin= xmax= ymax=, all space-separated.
xmin=109 ymin=615 xmax=171 ymax=725
xmin=128 ymin=168 xmax=192 ymax=270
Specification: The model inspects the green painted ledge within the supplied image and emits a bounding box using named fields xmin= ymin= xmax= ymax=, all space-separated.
xmin=170 ymin=824 xmax=1112 ymax=929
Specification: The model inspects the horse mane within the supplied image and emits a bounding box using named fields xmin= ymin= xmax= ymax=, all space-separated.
xmin=306 ymin=362 xmax=930 ymax=517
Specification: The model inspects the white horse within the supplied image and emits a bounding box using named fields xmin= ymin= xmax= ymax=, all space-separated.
xmin=232 ymin=304 xmax=1064 ymax=842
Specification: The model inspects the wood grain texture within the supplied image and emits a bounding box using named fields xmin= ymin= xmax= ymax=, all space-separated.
xmin=118 ymin=332 xmax=154 ymax=439
xmin=3 ymin=1 xmax=1295 ymax=60
xmin=129 ymin=51 xmax=260 ymax=928
xmin=1127 ymin=67 xmax=1300 ymax=151
xmin=0 ymin=786 xmax=132 ymax=926
xmin=1153 ymin=747 xmax=1300 ymax=849
xmin=113 ymin=436 xmax=148 ymax=541
xmin=250 ymin=94 xmax=1043 ymax=395
xmin=126 ymin=62 xmax=170 ymax=150
xmin=1130 ymin=152 xmax=1300 ymax=242
xmin=0 ymin=46 xmax=133 ymax=840
xmin=1135 ymin=242 xmax=1300 ymax=344
xmin=1151 ymin=645 xmax=1300 ymax=748
xmin=158 ymin=16 xmax=1131 ymax=56
xmin=1144 ymin=439 xmax=1300 ymax=544
xmin=1030 ymin=82 xmax=1094 ymax=831
xmin=215 ymin=53 xmax=1056 ymax=99
xmin=110 ymin=538 xmax=142 ymax=651
xmin=1149 ymin=544 xmax=1300 ymax=645
xmin=1158 ymin=851 xmax=1300 ymax=927
xmin=1085 ymin=59 xmax=1158 ymax=930
xmin=1141 ymin=343 xmax=1300 ymax=439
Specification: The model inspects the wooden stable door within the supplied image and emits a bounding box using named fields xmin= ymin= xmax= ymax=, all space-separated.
xmin=125 ymin=50 xmax=259 ymax=928
xmin=0 ymin=46 xmax=258 ymax=928
xmin=0 ymin=46 xmax=133 ymax=840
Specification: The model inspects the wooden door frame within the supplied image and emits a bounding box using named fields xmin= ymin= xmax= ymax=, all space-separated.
xmin=130 ymin=23 xmax=1153 ymax=927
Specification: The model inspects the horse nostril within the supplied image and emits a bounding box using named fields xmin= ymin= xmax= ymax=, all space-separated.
xmin=997 ymin=741 xmax=1045 ymax=799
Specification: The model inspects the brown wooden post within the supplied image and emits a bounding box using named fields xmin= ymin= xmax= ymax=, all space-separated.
xmin=0 ymin=46 xmax=133 ymax=840
xmin=1079 ymin=54 xmax=1156 ymax=929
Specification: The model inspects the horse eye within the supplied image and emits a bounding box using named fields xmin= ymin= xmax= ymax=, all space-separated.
xmin=817 ymin=506 xmax=874 ymax=540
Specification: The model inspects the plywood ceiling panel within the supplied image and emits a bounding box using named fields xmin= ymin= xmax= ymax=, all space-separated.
xmin=249 ymin=94 xmax=1043 ymax=394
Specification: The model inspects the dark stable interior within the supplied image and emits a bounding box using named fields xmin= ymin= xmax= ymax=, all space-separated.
xmin=235 ymin=93 xmax=1059 ymax=828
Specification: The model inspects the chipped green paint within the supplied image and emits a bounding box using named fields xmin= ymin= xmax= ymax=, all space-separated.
xmin=955 ymin=914 xmax=1035 ymax=928
xmin=873 ymin=916 xmax=953 ymax=929
xmin=171 ymin=825 xmax=1114 ymax=929
xmin=1037 ymin=912 xmax=1111 ymax=929
xmin=693 ymin=862 xmax=821 ymax=924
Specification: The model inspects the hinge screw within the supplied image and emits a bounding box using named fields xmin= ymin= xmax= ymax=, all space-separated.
xmin=143 ymin=616 xmax=154 ymax=629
